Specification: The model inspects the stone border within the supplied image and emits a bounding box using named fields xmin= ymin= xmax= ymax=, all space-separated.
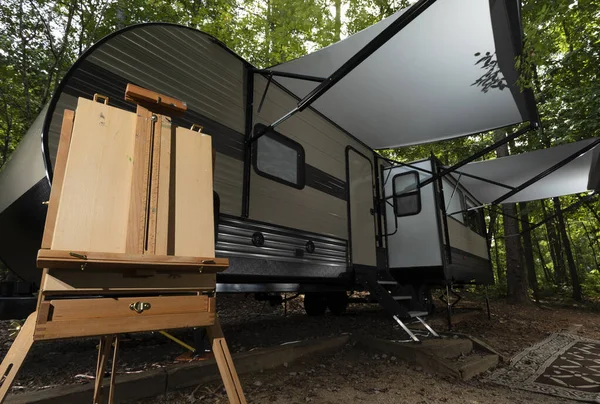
xmin=6 ymin=335 xmax=350 ymax=404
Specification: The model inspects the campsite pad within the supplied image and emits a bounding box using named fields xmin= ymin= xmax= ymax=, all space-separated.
xmin=486 ymin=333 xmax=600 ymax=402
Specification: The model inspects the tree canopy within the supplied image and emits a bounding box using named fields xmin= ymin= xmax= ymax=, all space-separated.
xmin=1 ymin=0 xmax=599 ymax=301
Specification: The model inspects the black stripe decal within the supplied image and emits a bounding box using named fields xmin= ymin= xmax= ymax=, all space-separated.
xmin=61 ymin=61 xmax=348 ymax=201
xmin=305 ymin=165 xmax=347 ymax=200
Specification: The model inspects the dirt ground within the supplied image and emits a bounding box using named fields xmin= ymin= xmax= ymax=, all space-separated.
xmin=3 ymin=292 xmax=600 ymax=402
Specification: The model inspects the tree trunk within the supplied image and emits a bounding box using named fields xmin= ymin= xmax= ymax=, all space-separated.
xmin=534 ymin=233 xmax=552 ymax=283
xmin=579 ymin=194 xmax=600 ymax=227
xmin=581 ymin=221 xmax=600 ymax=271
xmin=553 ymin=197 xmax=582 ymax=301
xmin=494 ymin=236 xmax=504 ymax=283
xmin=519 ymin=202 xmax=539 ymax=302
xmin=496 ymin=132 xmax=528 ymax=303
xmin=334 ymin=0 xmax=342 ymax=41
xmin=541 ymin=200 xmax=566 ymax=284
xmin=18 ymin=0 xmax=31 ymax=121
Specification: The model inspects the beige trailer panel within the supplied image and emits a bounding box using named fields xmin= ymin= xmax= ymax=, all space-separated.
xmin=249 ymin=175 xmax=347 ymax=239
xmin=254 ymin=75 xmax=373 ymax=180
xmin=214 ymin=153 xmax=243 ymax=216
xmin=446 ymin=218 xmax=489 ymax=260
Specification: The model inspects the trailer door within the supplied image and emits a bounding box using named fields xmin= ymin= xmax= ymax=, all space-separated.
xmin=346 ymin=148 xmax=377 ymax=267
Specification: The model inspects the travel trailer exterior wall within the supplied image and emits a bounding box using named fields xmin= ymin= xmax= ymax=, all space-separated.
xmin=383 ymin=158 xmax=493 ymax=288
xmin=0 ymin=24 xmax=493 ymax=325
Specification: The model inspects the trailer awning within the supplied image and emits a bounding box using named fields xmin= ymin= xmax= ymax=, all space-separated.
xmin=455 ymin=139 xmax=600 ymax=204
xmin=269 ymin=0 xmax=538 ymax=149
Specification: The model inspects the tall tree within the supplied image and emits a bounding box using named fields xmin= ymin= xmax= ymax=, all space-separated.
xmin=553 ymin=197 xmax=582 ymax=301
xmin=496 ymin=132 xmax=528 ymax=303
xmin=520 ymin=201 xmax=539 ymax=302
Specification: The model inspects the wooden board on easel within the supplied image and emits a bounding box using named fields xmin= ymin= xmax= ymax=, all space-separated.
xmin=0 ymin=85 xmax=246 ymax=404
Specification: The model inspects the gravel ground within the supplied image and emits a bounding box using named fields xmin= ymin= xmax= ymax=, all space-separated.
xmin=2 ymin=291 xmax=600 ymax=402
xmin=131 ymin=343 xmax=575 ymax=404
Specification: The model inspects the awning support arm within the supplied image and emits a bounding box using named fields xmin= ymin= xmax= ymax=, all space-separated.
xmin=257 ymin=72 xmax=274 ymax=114
xmin=381 ymin=155 xmax=516 ymax=190
xmin=491 ymin=138 xmax=600 ymax=205
xmin=251 ymin=0 xmax=438 ymax=143
xmin=252 ymin=69 xmax=326 ymax=83
xmin=451 ymin=170 xmax=516 ymax=190
xmin=418 ymin=123 xmax=537 ymax=189
xmin=523 ymin=192 xmax=598 ymax=235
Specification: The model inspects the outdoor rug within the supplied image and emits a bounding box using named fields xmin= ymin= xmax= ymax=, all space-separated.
xmin=485 ymin=333 xmax=600 ymax=403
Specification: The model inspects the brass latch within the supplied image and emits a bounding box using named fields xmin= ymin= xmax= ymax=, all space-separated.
xmin=129 ymin=301 xmax=151 ymax=314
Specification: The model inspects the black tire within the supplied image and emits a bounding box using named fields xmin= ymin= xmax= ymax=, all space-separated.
xmin=303 ymin=293 xmax=327 ymax=316
xmin=326 ymin=292 xmax=349 ymax=316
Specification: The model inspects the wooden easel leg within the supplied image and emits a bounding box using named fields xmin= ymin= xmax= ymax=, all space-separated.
xmin=93 ymin=335 xmax=115 ymax=404
xmin=0 ymin=312 xmax=36 ymax=404
xmin=108 ymin=336 xmax=119 ymax=404
xmin=207 ymin=318 xmax=246 ymax=404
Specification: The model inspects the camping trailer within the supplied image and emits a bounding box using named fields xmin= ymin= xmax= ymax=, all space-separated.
xmin=5 ymin=0 xmax=599 ymax=338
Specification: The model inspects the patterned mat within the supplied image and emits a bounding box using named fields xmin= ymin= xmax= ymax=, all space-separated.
xmin=485 ymin=333 xmax=600 ymax=403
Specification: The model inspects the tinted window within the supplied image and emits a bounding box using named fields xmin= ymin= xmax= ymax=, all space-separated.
xmin=393 ymin=172 xmax=421 ymax=216
xmin=253 ymin=125 xmax=305 ymax=189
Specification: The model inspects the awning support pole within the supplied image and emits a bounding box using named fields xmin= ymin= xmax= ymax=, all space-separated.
xmin=257 ymin=72 xmax=274 ymax=114
xmin=523 ymin=192 xmax=598 ymax=235
xmin=380 ymin=155 xmax=517 ymax=190
xmin=252 ymin=69 xmax=326 ymax=83
xmin=418 ymin=123 xmax=537 ymax=189
xmin=252 ymin=0 xmax=438 ymax=143
xmin=491 ymin=138 xmax=600 ymax=205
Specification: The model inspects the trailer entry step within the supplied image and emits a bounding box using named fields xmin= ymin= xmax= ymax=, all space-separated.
xmin=392 ymin=295 xmax=411 ymax=300
xmin=408 ymin=310 xmax=429 ymax=318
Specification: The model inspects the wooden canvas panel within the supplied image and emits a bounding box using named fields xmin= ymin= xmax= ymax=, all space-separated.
xmin=42 ymin=110 xmax=75 ymax=249
xmin=173 ymin=128 xmax=215 ymax=257
xmin=51 ymin=98 xmax=137 ymax=253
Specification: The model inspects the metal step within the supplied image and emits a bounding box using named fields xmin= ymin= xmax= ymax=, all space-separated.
xmin=408 ymin=310 xmax=429 ymax=318
xmin=392 ymin=295 xmax=411 ymax=301
xmin=377 ymin=280 xmax=397 ymax=285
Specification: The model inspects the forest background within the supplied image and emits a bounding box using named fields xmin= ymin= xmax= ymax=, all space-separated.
xmin=1 ymin=0 xmax=599 ymax=304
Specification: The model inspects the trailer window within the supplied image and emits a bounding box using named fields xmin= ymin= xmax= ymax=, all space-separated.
xmin=252 ymin=124 xmax=305 ymax=189
xmin=393 ymin=172 xmax=421 ymax=216
xmin=464 ymin=197 xmax=485 ymax=236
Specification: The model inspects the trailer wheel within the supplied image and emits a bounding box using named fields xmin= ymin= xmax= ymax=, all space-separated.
xmin=303 ymin=293 xmax=327 ymax=316
xmin=326 ymin=292 xmax=348 ymax=316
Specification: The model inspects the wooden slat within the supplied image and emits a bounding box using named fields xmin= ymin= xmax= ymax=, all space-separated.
xmin=0 ymin=313 xmax=36 ymax=401
xmin=48 ymin=295 xmax=211 ymax=321
xmin=41 ymin=109 xmax=75 ymax=249
xmin=34 ymin=311 xmax=215 ymax=340
xmin=40 ymin=270 xmax=216 ymax=294
xmin=125 ymin=84 xmax=187 ymax=114
xmin=51 ymin=99 xmax=137 ymax=253
xmin=174 ymin=128 xmax=215 ymax=257
xmin=155 ymin=116 xmax=172 ymax=255
xmin=208 ymin=317 xmax=247 ymax=404
xmin=127 ymin=105 xmax=153 ymax=254
xmin=37 ymin=249 xmax=228 ymax=272
xmin=145 ymin=113 xmax=163 ymax=254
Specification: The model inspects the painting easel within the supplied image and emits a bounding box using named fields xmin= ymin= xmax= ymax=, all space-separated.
xmin=0 ymin=85 xmax=246 ymax=403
